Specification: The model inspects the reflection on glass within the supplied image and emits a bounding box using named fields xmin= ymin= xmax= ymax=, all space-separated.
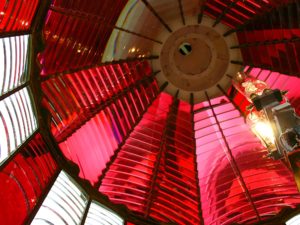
xmin=31 ymin=171 xmax=88 ymax=225
xmin=85 ymin=201 xmax=124 ymax=225
xmin=0 ymin=35 xmax=29 ymax=96
xmin=0 ymin=87 xmax=37 ymax=164
xmin=286 ymin=214 xmax=300 ymax=225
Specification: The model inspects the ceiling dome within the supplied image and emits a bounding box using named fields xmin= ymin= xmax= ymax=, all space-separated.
xmin=1 ymin=0 xmax=300 ymax=225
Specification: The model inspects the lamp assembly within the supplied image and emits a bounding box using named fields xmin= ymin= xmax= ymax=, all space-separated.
xmin=234 ymin=71 xmax=300 ymax=191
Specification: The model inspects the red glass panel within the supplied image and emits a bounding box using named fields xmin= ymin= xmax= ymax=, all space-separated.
xmin=0 ymin=133 xmax=58 ymax=225
xmin=149 ymin=101 xmax=201 ymax=225
xmin=236 ymin=1 xmax=300 ymax=74
xmin=59 ymin=79 xmax=159 ymax=185
xmin=0 ymin=0 xmax=39 ymax=32
xmin=204 ymin=0 xmax=277 ymax=28
xmin=100 ymin=94 xmax=202 ymax=225
xmin=195 ymin=94 xmax=300 ymax=224
xmin=99 ymin=93 xmax=172 ymax=213
xmin=42 ymin=60 xmax=153 ymax=141
xmin=39 ymin=0 xmax=127 ymax=75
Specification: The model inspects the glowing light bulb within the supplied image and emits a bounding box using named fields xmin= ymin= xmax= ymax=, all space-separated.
xmin=252 ymin=121 xmax=275 ymax=145
xmin=247 ymin=111 xmax=276 ymax=149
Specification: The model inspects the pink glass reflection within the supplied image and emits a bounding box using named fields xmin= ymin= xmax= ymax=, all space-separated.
xmin=194 ymin=93 xmax=300 ymax=225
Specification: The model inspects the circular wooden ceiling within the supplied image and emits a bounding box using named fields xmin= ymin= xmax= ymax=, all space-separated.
xmin=160 ymin=25 xmax=229 ymax=92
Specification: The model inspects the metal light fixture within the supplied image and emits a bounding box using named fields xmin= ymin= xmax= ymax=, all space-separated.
xmin=233 ymin=72 xmax=300 ymax=158
xmin=233 ymin=71 xmax=300 ymax=190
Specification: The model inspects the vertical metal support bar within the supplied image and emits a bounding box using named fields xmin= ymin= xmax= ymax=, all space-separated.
xmin=190 ymin=93 xmax=205 ymax=225
xmin=178 ymin=0 xmax=185 ymax=25
xmin=95 ymin=78 xmax=166 ymax=189
xmin=159 ymin=81 xmax=169 ymax=92
xmin=175 ymin=89 xmax=180 ymax=98
xmin=145 ymin=92 xmax=177 ymax=217
xmin=80 ymin=199 xmax=92 ymax=225
xmin=29 ymin=0 xmax=51 ymax=134
xmin=29 ymin=0 xmax=73 ymax=162
xmin=198 ymin=0 xmax=207 ymax=24
xmin=25 ymin=2 xmax=72 ymax=224
xmin=140 ymin=0 xmax=173 ymax=33
xmin=114 ymin=25 xmax=163 ymax=44
xmin=205 ymin=91 xmax=261 ymax=221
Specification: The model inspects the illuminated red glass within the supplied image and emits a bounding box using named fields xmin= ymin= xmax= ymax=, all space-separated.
xmin=39 ymin=0 xmax=128 ymax=75
xmin=100 ymin=94 xmax=202 ymax=225
xmin=42 ymin=60 xmax=153 ymax=141
xmin=99 ymin=93 xmax=171 ymax=211
xmin=0 ymin=0 xmax=39 ymax=32
xmin=1 ymin=0 xmax=300 ymax=224
xmin=58 ymin=79 xmax=159 ymax=185
xmin=194 ymin=87 xmax=300 ymax=224
xmin=0 ymin=133 xmax=58 ymax=225
xmin=149 ymin=100 xmax=201 ymax=225
xmin=236 ymin=1 xmax=300 ymax=74
xmin=203 ymin=0 xmax=283 ymax=28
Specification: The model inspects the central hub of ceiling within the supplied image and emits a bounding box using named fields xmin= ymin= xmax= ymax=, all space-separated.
xmin=176 ymin=40 xmax=211 ymax=75
xmin=160 ymin=25 xmax=229 ymax=92
xmin=107 ymin=9 xmax=243 ymax=103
